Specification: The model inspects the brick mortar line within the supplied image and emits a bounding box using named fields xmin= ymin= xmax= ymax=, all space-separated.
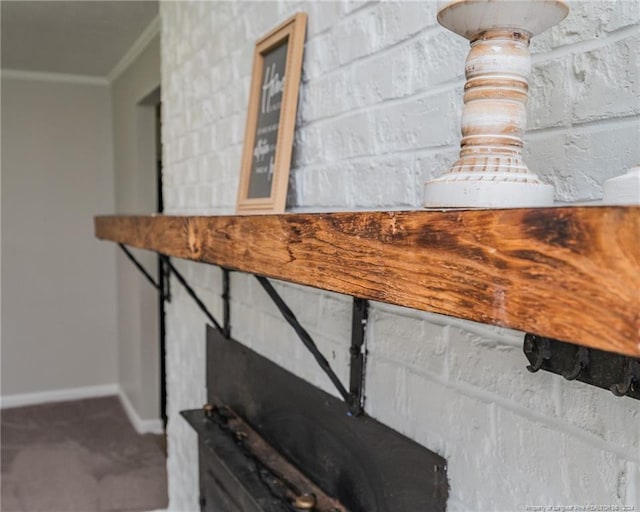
xmin=292 ymin=143 xmax=457 ymax=172
xmin=527 ymin=113 xmax=640 ymax=138
xmin=532 ymin=23 xmax=640 ymax=64
xmin=370 ymin=301 xmax=525 ymax=345
xmin=306 ymin=11 xmax=633 ymax=79
xmin=295 ymin=80 xmax=461 ymax=134
xmin=181 ymin=1 xmax=385 ymax=77
xmin=176 ymin=78 xmax=637 ymax=138
xmin=169 ymin=23 xmax=637 ymax=103
xmin=369 ymin=351 xmax=640 ymax=462
xmin=304 ymin=0 xmax=381 ymax=41
xmin=302 ymin=22 xmax=443 ymax=84
xmin=166 ymin=109 xmax=638 ymax=169
xmin=167 ymin=39 xmax=638 ymax=138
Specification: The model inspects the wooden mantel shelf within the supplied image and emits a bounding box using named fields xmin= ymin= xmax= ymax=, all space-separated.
xmin=95 ymin=207 xmax=640 ymax=357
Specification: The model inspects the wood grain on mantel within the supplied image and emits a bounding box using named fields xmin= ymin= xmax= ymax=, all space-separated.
xmin=95 ymin=207 xmax=640 ymax=357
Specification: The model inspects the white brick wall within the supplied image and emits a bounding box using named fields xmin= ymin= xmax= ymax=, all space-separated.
xmin=160 ymin=1 xmax=640 ymax=510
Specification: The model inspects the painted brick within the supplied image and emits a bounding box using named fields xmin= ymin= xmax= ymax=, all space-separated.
xmin=565 ymin=120 xmax=640 ymax=195
xmin=408 ymin=376 xmax=498 ymax=507
xmin=559 ymin=433 xmax=633 ymax=506
xmin=243 ymin=1 xmax=283 ymax=40
xmin=229 ymin=272 xmax=254 ymax=306
xmin=557 ymin=378 xmax=640 ymax=452
xmin=292 ymin=332 xmax=349 ymax=398
xmin=415 ymin=146 xmax=460 ymax=184
xmin=335 ymin=6 xmax=383 ymax=65
xmin=408 ymin=29 xmax=467 ymax=94
xmin=248 ymin=278 xmax=300 ymax=320
xmin=447 ymin=325 xmax=559 ymax=416
xmin=278 ymin=282 xmax=321 ymax=328
xmin=229 ymin=301 xmax=264 ymax=350
xmin=317 ymin=291 xmax=352 ymax=345
xmin=291 ymin=124 xmax=325 ymax=167
xmin=367 ymin=306 xmax=448 ymax=377
xmin=295 ymin=165 xmax=355 ymax=207
xmin=528 ymin=58 xmax=571 ymax=130
xmin=161 ymin=1 xmax=640 ymax=509
xmin=377 ymin=1 xmax=438 ymax=47
xmin=627 ymin=462 xmax=639 ymax=507
xmin=373 ymin=90 xmax=457 ymax=153
xmin=307 ymin=1 xmax=342 ymax=37
xmin=365 ymin=357 xmax=412 ymax=434
xmin=348 ymin=153 xmax=416 ymax=208
xmin=570 ymin=35 xmax=640 ymax=123
xmin=340 ymin=0 xmax=373 ymax=16
xmin=492 ymin=407 xmax=568 ymax=506
xmin=532 ymin=0 xmax=640 ymax=53
xmin=352 ymin=55 xmax=394 ymax=107
xmin=255 ymin=313 xmax=297 ymax=367
xmin=322 ymin=111 xmax=376 ymax=161
xmin=301 ymin=32 xmax=340 ymax=82
xmin=209 ymin=57 xmax=233 ymax=94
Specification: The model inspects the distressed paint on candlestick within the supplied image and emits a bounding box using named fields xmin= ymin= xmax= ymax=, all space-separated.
xmin=424 ymin=0 xmax=569 ymax=207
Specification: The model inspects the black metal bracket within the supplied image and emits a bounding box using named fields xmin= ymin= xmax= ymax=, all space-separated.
xmin=118 ymin=243 xmax=225 ymax=336
xmin=524 ymin=334 xmax=640 ymax=400
xmin=120 ymin=242 xmax=369 ymax=414
xmin=119 ymin=244 xmax=168 ymax=299
xmin=255 ymin=276 xmax=368 ymax=416
xmin=222 ymin=268 xmax=231 ymax=339
xmin=160 ymin=256 xmax=225 ymax=335
xmin=160 ymin=256 xmax=171 ymax=303
xmin=349 ymin=298 xmax=369 ymax=416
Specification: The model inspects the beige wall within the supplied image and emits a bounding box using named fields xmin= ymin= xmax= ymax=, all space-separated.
xmin=1 ymin=76 xmax=118 ymax=397
xmin=111 ymin=34 xmax=161 ymax=423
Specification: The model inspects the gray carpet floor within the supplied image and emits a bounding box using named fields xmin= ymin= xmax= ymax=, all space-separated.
xmin=1 ymin=396 xmax=168 ymax=512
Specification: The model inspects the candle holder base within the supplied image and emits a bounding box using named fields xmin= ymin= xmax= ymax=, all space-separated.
xmin=424 ymin=176 xmax=554 ymax=208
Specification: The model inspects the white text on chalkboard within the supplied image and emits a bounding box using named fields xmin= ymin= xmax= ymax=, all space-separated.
xmin=255 ymin=156 xmax=275 ymax=178
xmin=261 ymin=63 xmax=285 ymax=114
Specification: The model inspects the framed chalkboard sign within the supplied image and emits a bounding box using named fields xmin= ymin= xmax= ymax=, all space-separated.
xmin=236 ymin=13 xmax=307 ymax=213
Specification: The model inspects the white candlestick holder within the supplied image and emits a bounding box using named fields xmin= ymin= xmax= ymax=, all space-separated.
xmin=423 ymin=0 xmax=569 ymax=208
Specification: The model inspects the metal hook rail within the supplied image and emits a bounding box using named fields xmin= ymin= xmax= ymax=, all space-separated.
xmin=524 ymin=334 xmax=640 ymax=400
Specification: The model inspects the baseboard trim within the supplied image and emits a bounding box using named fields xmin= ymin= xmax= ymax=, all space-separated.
xmin=118 ymin=388 xmax=164 ymax=435
xmin=0 ymin=384 xmax=120 ymax=409
xmin=0 ymin=384 xmax=164 ymax=435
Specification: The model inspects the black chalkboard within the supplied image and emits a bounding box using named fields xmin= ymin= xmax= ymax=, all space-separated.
xmin=237 ymin=13 xmax=307 ymax=213
xmin=247 ymin=40 xmax=289 ymax=199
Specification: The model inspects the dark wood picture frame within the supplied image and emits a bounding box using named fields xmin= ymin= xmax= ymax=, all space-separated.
xmin=236 ymin=13 xmax=307 ymax=214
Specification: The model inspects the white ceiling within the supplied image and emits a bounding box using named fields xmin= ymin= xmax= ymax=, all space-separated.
xmin=1 ymin=0 xmax=158 ymax=77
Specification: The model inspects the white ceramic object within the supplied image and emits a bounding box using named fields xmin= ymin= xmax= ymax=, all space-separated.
xmin=423 ymin=0 xmax=569 ymax=208
xmin=603 ymin=165 xmax=640 ymax=205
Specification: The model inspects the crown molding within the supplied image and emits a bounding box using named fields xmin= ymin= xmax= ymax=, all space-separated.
xmin=1 ymin=68 xmax=109 ymax=86
xmin=1 ymin=14 xmax=160 ymax=87
xmin=107 ymin=14 xmax=160 ymax=83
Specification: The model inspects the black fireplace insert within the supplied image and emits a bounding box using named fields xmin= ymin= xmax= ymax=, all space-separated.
xmin=182 ymin=325 xmax=448 ymax=511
